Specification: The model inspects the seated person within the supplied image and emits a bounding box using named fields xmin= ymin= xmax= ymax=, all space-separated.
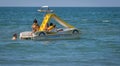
xmin=44 ymin=23 xmax=49 ymax=31
xmin=32 ymin=19 xmax=40 ymax=33
xmin=47 ymin=23 xmax=56 ymax=32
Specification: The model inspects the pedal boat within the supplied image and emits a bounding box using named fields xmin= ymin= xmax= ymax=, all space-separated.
xmin=19 ymin=6 xmax=80 ymax=40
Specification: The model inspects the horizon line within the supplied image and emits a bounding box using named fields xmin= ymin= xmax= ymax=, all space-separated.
xmin=0 ymin=6 xmax=120 ymax=7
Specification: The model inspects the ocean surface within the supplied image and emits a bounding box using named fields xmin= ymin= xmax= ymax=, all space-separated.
xmin=0 ymin=7 xmax=120 ymax=66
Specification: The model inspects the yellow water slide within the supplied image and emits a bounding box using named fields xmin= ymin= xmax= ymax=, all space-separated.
xmin=39 ymin=13 xmax=74 ymax=31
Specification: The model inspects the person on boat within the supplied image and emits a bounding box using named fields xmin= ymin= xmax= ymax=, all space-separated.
xmin=47 ymin=23 xmax=56 ymax=32
xmin=44 ymin=23 xmax=49 ymax=31
xmin=32 ymin=19 xmax=40 ymax=33
xmin=12 ymin=33 xmax=17 ymax=40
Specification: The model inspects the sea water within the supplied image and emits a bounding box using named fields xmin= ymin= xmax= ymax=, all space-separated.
xmin=0 ymin=7 xmax=120 ymax=66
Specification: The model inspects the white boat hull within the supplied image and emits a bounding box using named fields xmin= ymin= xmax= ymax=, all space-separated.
xmin=19 ymin=28 xmax=80 ymax=40
xmin=19 ymin=31 xmax=33 ymax=39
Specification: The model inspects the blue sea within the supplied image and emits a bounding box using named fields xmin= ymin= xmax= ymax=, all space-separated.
xmin=0 ymin=7 xmax=120 ymax=66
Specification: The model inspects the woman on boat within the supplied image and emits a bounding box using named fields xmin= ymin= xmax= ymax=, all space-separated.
xmin=32 ymin=19 xmax=40 ymax=33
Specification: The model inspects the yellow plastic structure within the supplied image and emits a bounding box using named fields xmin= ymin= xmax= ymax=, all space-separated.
xmin=39 ymin=13 xmax=74 ymax=31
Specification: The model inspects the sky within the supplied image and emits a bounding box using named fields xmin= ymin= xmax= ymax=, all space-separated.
xmin=0 ymin=0 xmax=120 ymax=7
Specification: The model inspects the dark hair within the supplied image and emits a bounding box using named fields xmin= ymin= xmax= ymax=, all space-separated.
xmin=13 ymin=33 xmax=17 ymax=38
xmin=33 ymin=19 xmax=37 ymax=23
xmin=50 ymin=23 xmax=53 ymax=26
